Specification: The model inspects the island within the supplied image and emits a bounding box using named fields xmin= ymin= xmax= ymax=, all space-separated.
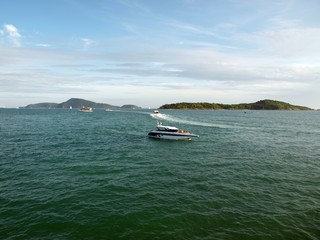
xmin=24 ymin=98 xmax=141 ymax=109
xmin=160 ymin=100 xmax=312 ymax=110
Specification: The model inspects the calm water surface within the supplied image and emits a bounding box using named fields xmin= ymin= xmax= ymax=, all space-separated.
xmin=0 ymin=109 xmax=319 ymax=239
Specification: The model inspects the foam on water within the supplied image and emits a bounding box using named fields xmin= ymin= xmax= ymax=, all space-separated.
xmin=150 ymin=112 xmax=243 ymax=129
xmin=110 ymin=110 xmax=246 ymax=129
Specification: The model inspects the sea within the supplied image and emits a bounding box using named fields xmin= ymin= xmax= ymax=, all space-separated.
xmin=0 ymin=108 xmax=319 ymax=239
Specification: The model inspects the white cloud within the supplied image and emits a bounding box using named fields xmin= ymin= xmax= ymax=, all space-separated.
xmin=1 ymin=35 xmax=319 ymax=108
xmin=267 ymin=17 xmax=301 ymax=29
xmin=235 ymin=27 xmax=320 ymax=59
xmin=35 ymin=43 xmax=51 ymax=47
xmin=261 ymin=28 xmax=320 ymax=59
xmin=4 ymin=24 xmax=20 ymax=37
xmin=3 ymin=24 xmax=21 ymax=47
xmin=169 ymin=21 xmax=216 ymax=36
xmin=81 ymin=38 xmax=94 ymax=49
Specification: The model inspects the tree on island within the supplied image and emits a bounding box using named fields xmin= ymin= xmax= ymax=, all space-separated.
xmin=159 ymin=100 xmax=311 ymax=110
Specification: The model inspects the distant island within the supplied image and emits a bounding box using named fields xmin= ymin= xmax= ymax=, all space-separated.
xmin=160 ymin=100 xmax=312 ymax=110
xmin=24 ymin=98 xmax=141 ymax=109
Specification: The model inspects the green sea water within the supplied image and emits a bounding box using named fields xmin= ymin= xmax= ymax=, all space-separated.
xmin=1 ymin=108 xmax=319 ymax=239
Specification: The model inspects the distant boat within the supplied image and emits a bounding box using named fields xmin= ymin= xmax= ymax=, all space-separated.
xmin=148 ymin=122 xmax=199 ymax=140
xmin=79 ymin=107 xmax=93 ymax=112
xmin=70 ymin=106 xmax=72 ymax=109
xmin=150 ymin=110 xmax=160 ymax=118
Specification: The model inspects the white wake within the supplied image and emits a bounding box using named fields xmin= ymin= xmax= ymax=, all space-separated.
xmin=150 ymin=113 xmax=240 ymax=129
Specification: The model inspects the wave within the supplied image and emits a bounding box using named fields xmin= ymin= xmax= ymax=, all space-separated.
xmin=107 ymin=109 xmax=151 ymax=115
xmin=150 ymin=113 xmax=242 ymax=129
xmin=109 ymin=110 xmax=245 ymax=129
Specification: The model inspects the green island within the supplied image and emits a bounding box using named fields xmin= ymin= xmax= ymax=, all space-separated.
xmin=160 ymin=99 xmax=312 ymax=110
xmin=24 ymin=98 xmax=141 ymax=109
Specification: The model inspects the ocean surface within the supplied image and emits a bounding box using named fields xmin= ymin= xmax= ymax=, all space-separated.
xmin=1 ymin=108 xmax=319 ymax=239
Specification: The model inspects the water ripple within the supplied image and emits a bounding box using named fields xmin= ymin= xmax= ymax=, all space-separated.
xmin=1 ymin=109 xmax=319 ymax=239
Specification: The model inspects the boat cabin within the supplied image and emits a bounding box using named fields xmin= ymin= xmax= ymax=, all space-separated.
xmin=156 ymin=125 xmax=179 ymax=132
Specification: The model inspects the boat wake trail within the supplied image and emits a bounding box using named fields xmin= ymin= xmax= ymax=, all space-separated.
xmin=150 ymin=113 xmax=240 ymax=129
xmin=109 ymin=109 xmax=151 ymax=115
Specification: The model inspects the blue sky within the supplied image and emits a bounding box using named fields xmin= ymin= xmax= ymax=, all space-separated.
xmin=1 ymin=0 xmax=320 ymax=108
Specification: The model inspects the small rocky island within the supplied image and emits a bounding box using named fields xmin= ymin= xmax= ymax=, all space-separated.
xmin=24 ymin=98 xmax=141 ymax=109
xmin=160 ymin=100 xmax=312 ymax=110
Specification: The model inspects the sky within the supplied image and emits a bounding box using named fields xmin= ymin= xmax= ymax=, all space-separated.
xmin=1 ymin=0 xmax=320 ymax=108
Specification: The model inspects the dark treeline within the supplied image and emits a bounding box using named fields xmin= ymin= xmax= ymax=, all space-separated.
xmin=160 ymin=100 xmax=311 ymax=110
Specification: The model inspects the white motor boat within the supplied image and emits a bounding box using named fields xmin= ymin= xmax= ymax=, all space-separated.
xmin=150 ymin=110 xmax=160 ymax=118
xmin=79 ymin=107 xmax=93 ymax=112
xmin=148 ymin=122 xmax=199 ymax=140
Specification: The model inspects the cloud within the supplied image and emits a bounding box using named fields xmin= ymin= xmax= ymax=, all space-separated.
xmin=235 ymin=27 xmax=320 ymax=59
xmin=263 ymin=28 xmax=320 ymax=58
xmin=1 ymin=33 xmax=319 ymax=108
xmin=3 ymin=24 xmax=21 ymax=47
xmin=4 ymin=24 xmax=20 ymax=37
xmin=169 ymin=21 xmax=216 ymax=36
xmin=35 ymin=43 xmax=51 ymax=47
xmin=81 ymin=38 xmax=95 ymax=49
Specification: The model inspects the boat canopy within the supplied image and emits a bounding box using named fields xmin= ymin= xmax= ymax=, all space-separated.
xmin=156 ymin=125 xmax=179 ymax=132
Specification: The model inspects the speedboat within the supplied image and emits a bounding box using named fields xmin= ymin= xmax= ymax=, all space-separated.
xmin=150 ymin=110 xmax=161 ymax=118
xmin=79 ymin=106 xmax=93 ymax=112
xmin=148 ymin=122 xmax=199 ymax=140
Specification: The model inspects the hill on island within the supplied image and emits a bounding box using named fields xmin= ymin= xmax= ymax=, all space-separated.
xmin=25 ymin=98 xmax=141 ymax=109
xmin=160 ymin=100 xmax=312 ymax=110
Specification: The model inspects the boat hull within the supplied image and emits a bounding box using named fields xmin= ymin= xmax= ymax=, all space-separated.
xmin=148 ymin=131 xmax=198 ymax=140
